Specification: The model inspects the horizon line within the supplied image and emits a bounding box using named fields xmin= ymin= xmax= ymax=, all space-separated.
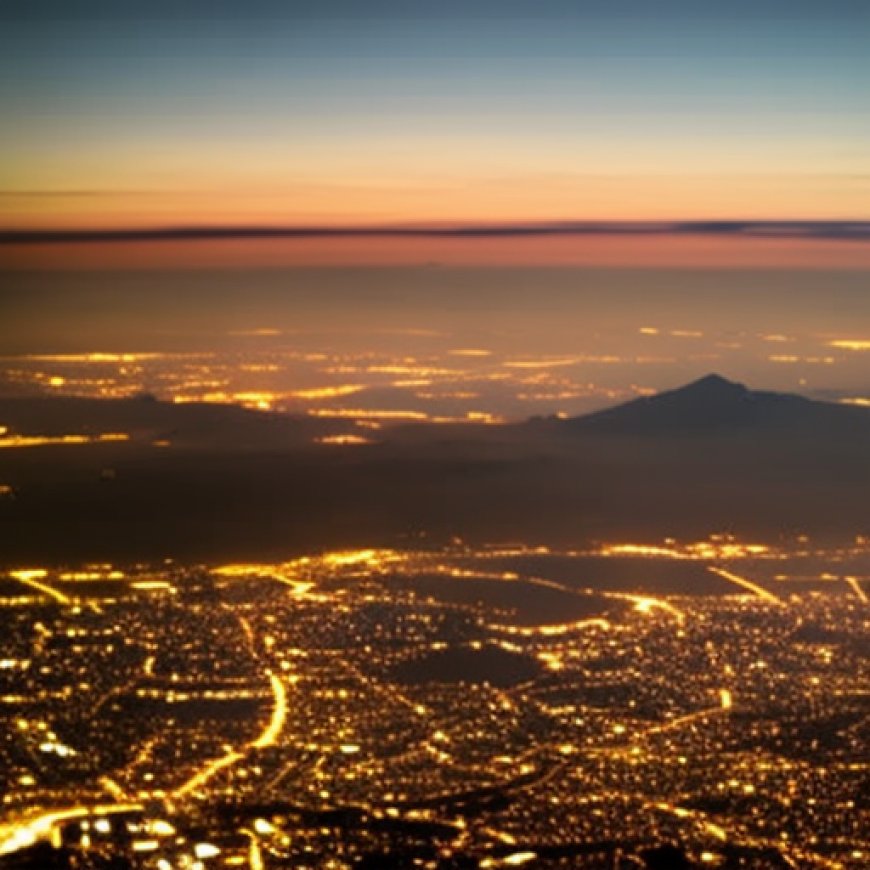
xmin=3 ymin=220 xmax=870 ymax=245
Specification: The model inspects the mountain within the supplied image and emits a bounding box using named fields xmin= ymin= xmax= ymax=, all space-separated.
xmin=4 ymin=374 xmax=867 ymax=444
xmin=557 ymin=373 xmax=870 ymax=438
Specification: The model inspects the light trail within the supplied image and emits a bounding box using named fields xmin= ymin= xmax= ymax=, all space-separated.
xmin=0 ymin=433 xmax=129 ymax=449
xmin=246 ymin=831 xmax=264 ymax=870
xmin=707 ymin=567 xmax=783 ymax=605
xmin=0 ymin=803 xmax=143 ymax=855
xmin=619 ymin=594 xmax=686 ymax=623
xmin=8 ymin=570 xmax=71 ymax=605
xmin=235 ymin=612 xmax=258 ymax=659
xmin=844 ymin=576 xmax=868 ymax=604
xmin=487 ymin=617 xmax=610 ymax=637
xmin=99 ymin=777 xmax=129 ymax=802
xmin=212 ymin=564 xmax=314 ymax=597
xmin=172 ymin=636 xmax=289 ymax=798
xmin=173 ymin=749 xmax=244 ymax=799
xmin=641 ymin=706 xmax=730 ymax=736
xmin=251 ymin=673 xmax=288 ymax=749
xmin=270 ymin=571 xmax=314 ymax=597
xmin=239 ymin=613 xmax=289 ymax=749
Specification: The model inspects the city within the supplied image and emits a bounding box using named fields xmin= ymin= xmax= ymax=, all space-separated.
xmin=2 ymin=1 xmax=868 ymax=867
xmin=0 ymin=541 xmax=866 ymax=868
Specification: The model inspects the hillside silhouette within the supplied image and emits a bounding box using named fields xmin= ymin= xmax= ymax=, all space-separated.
xmin=560 ymin=374 xmax=870 ymax=437
xmin=1 ymin=376 xmax=867 ymax=564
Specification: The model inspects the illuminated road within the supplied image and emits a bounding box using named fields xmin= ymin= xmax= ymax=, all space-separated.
xmin=244 ymin=831 xmax=264 ymax=870
xmin=844 ymin=576 xmax=868 ymax=604
xmin=172 ymin=748 xmax=245 ymax=800
xmin=619 ymin=593 xmax=686 ymax=623
xmin=251 ymin=673 xmax=288 ymax=750
xmin=641 ymin=705 xmax=731 ymax=737
xmin=172 ymin=619 xmax=290 ymax=799
xmin=0 ymin=804 xmax=143 ymax=855
xmin=707 ymin=566 xmax=784 ymax=604
xmin=213 ymin=563 xmax=315 ymax=597
xmin=8 ymin=570 xmax=71 ymax=605
xmin=0 ymin=433 xmax=129 ymax=449
xmin=99 ymin=776 xmax=129 ymax=802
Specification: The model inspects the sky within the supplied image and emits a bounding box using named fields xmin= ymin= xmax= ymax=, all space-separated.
xmin=1 ymin=0 xmax=868 ymax=249
xmin=0 ymin=2 xmax=868 ymax=399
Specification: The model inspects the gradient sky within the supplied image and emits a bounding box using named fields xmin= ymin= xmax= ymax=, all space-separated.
xmin=2 ymin=0 xmax=868 ymax=235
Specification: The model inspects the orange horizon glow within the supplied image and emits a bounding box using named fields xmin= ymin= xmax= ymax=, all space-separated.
xmin=3 ymin=156 xmax=868 ymax=230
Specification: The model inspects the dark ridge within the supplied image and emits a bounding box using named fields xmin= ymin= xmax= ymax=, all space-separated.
xmin=557 ymin=373 xmax=870 ymax=436
xmin=2 ymin=376 xmax=869 ymax=565
xmin=0 ymin=394 xmax=356 ymax=447
xmin=2 ymin=220 xmax=870 ymax=245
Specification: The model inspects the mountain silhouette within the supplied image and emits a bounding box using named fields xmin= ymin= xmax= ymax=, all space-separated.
xmin=559 ymin=373 xmax=870 ymax=437
xmin=3 ymin=374 xmax=867 ymax=443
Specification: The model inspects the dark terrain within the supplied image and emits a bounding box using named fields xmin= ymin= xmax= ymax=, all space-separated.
xmin=1 ymin=375 xmax=868 ymax=564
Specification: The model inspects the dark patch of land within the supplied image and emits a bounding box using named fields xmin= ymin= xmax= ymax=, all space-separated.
xmin=389 ymin=574 xmax=619 ymax=625
xmin=388 ymin=644 xmax=541 ymax=687
xmin=448 ymin=556 xmax=741 ymax=596
xmin=1 ymin=375 xmax=868 ymax=566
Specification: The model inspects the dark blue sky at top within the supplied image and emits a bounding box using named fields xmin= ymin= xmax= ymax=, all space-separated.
xmin=3 ymin=0 xmax=866 ymax=55
xmin=3 ymin=0 xmax=865 ymax=126
xmin=1 ymin=0 xmax=867 ymax=225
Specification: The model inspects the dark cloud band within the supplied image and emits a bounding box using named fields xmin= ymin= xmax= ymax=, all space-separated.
xmin=2 ymin=221 xmax=869 ymax=245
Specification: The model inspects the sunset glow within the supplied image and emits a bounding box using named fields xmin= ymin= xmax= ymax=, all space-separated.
xmin=2 ymin=1 xmax=867 ymax=269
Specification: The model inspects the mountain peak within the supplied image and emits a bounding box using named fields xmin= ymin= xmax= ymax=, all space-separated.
xmin=652 ymin=373 xmax=751 ymax=410
xmin=680 ymin=373 xmax=747 ymax=395
xmin=564 ymin=374 xmax=809 ymax=435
